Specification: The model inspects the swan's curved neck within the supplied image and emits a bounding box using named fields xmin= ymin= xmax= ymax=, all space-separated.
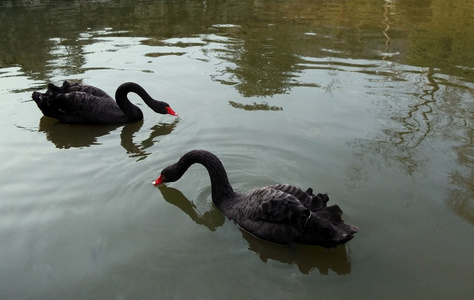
xmin=115 ymin=82 xmax=151 ymax=121
xmin=176 ymin=150 xmax=236 ymax=207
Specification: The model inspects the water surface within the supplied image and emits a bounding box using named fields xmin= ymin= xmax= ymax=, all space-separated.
xmin=0 ymin=0 xmax=473 ymax=299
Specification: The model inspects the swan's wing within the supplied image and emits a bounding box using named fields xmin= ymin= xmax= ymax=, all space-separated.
xmin=262 ymin=186 xmax=346 ymax=226
xmin=229 ymin=187 xmax=310 ymax=245
xmin=35 ymin=91 xmax=123 ymax=124
xmin=71 ymin=85 xmax=111 ymax=99
xmin=253 ymin=185 xmax=358 ymax=247
xmin=234 ymin=186 xmax=357 ymax=247
xmin=241 ymin=187 xmax=310 ymax=231
xmin=266 ymin=184 xmax=329 ymax=211
xmin=56 ymin=81 xmax=112 ymax=99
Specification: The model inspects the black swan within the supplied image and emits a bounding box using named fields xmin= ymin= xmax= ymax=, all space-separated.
xmin=153 ymin=150 xmax=358 ymax=247
xmin=32 ymin=81 xmax=177 ymax=124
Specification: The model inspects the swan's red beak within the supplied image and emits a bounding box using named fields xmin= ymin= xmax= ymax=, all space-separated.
xmin=166 ymin=106 xmax=178 ymax=116
xmin=152 ymin=175 xmax=164 ymax=186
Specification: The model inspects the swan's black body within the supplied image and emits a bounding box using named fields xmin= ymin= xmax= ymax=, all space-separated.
xmin=154 ymin=150 xmax=358 ymax=247
xmin=32 ymin=81 xmax=176 ymax=124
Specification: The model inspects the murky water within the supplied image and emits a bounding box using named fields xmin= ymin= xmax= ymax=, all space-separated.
xmin=1 ymin=0 xmax=473 ymax=299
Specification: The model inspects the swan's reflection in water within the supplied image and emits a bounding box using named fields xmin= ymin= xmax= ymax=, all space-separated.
xmin=38 ymin=116 xmax=177 ymax=160
xmin=157 ymin=185 xmax=352 ymax=275
xmin=241 ymin=230 xmax=351 ymax=275
xmin=119 ymin=121 xmax=177 ymax=161
xmin=158 ymin=185 xmax=225 ymax=231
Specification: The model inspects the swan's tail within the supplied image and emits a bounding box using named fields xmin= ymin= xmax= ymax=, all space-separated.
xmin=32 ymin=85 xmax=63 ymax=119
xmin=32 ymin=91 xmax=42 ymax=104
xmin=32 ymin=82 xmax=64 ymax=105
xmin=297 ymin=205 xmax=358 ymax=247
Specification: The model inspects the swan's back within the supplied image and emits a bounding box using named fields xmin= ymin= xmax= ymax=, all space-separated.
xmin=51 ymin=81 xmax=111 ymax=98
xmin=32 ymin=81 xmax=128 ymax=124
xmin=227 ymin=184 xmax=357 ymax=247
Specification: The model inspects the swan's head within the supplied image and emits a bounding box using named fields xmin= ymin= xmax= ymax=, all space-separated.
xmin=152 ymin=164 xmax=183 ymax=186
xmin=149 ymin=99 xmax=178 ymax=116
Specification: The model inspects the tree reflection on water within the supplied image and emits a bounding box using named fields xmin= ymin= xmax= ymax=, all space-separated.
xmin=346 ymin=66 xmax=474 ymax=224
xmin=2 ymin=0 xmax=473 ymax=232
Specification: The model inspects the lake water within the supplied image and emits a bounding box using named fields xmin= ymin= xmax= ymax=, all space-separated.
xmin=1 ymin=0 xmax=473 ymax=299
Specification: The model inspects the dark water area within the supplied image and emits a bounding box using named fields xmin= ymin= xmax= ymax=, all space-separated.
xmin=0 ymin=0 xmax=473 ymax=299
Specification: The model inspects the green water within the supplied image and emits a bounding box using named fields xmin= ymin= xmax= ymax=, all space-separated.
xmin=0 ymin=0 xmax=473 ymax=299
